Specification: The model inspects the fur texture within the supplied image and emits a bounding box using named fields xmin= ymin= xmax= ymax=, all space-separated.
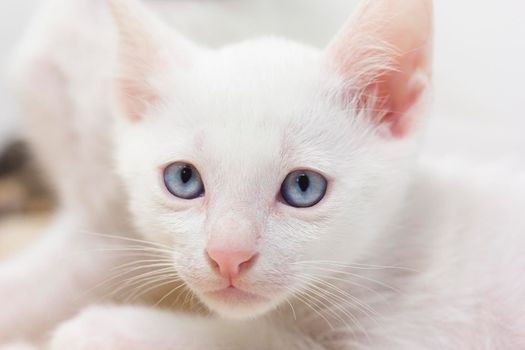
xmin=1 ymin=0 xmax=524 ymax=349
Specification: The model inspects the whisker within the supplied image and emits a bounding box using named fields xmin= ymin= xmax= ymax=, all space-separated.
xmin=313 ymin=273 xmax=392 ymax=303
xmin=182 ymin=288 xmax=193 ymax=307
xmin=113 ymin=266 xmax=176 ymax=287
xmin=172 ymin=285 xmax=191 ymax=307
xmin=110 ymin=258 xmax=174 ymax=272
xmin=111 ymin=262 xmax=175 ymax=276
xmin=83 ymin=246 xmax=173 ymax=256
xmin=285 ymin=298 xmax=297 ymax=321
xmin=124 ymin=275 xmax=180 ymax=303
xmin=299 ymin=273 xmax=380 ymax=320
xmin=154 ymin=282 xmax=187 ymax=307
xmin=299 ymin=278 xmax=375 ymax=342
xmin=300 ymin=266 xmax=401 ymax=293
xmin=297 ymin=284 xmax=352 ymax=332
xmin=285 ymin=286 xmax=335 ymax=330
xmin=80 ymin=231 xmax=173 ymax=250
xmin=89 ymin=262 xmax=174 ymax=297
xmin=293 ymin=260 xmax=415 ymax=272
xmin=106 ymin=268 xmax=177 ymax=300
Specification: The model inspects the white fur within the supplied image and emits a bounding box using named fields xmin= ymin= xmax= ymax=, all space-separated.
xmin=1 ymin=0 xmax=525 ymax=349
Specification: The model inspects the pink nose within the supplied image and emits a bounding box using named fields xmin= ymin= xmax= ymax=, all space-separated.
xmin=206 ymin=248 xmax=257 ymax=280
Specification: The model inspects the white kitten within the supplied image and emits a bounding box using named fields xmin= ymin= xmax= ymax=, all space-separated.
xmin=1 ymin=0 xmax=525 ymax=349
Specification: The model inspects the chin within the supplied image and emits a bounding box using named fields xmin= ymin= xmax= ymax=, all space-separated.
xmin=197 ymin=287 xmax=282 ymax=320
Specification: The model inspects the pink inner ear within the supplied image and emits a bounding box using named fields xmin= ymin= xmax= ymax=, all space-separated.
xmin=372 ymin=51 xmax=430 ymax=137
xmin=114 ymin=23 xmax=165 ymax=122
xmin=328 ymin=0 xmax=433 ymax=138
xmin=108 ymin=0 xmax=171 ymax=122
xmin=117 ymin=77 xmax=158 ymax=122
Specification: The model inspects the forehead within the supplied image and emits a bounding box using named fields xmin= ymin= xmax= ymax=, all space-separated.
xmin=146 ymin=40 xmax=347 ymax=172
xmin=177 ymin=39 xmax=324 ymax=123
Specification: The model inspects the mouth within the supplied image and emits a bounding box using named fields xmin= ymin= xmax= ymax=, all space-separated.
xmin=192 ymin=280 xmax=287 ymax=319
xmin=205 ymin=286 xmax=267 ymax=304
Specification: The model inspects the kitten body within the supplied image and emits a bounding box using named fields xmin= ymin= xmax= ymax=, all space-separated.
xmin=0 ymin=0 xmax=524 ymax=349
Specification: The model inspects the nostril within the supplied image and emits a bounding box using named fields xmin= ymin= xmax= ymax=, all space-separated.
xmin=205 ymin=250 xmax=220 ymax=271
xmin=239 ymin=252 xmax=258 ymax=272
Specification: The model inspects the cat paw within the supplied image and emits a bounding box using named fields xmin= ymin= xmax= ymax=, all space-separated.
xmin=0 ymin=279 xmax=26 ymax=342
xmin=50 ymin=306 xmax=135 ymax=350
xmin=0 ymin=343 xmax=38 ymax=350
xmin=49 ymin=305 xmax=196 ymax=350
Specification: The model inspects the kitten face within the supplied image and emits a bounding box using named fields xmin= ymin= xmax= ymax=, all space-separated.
xmin=110 ymin=0 xmax=432 ymax=319
xmin=115 ymin=41 xmax=411 ymax=318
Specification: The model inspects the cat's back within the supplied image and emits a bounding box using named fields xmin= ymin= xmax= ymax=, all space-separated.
xmin=8 ymin=0 xmax=120 ymax=220
xmin=391 ymin=159 xmax=525 ymax=349
xmin=413 ymin=157 xmax=525 ymax=282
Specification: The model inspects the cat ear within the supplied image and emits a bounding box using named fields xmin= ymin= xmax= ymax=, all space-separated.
xmin=107 ymin=0 xmax=196 ymax=122
xmin=326 ymin=0 xmax=433 ymax=138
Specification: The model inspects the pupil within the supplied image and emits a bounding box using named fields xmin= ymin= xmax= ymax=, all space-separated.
xmin=180 ymin=166 xmax=193 ymax=184
xmin=297 ymin=174 xmax=310 ymax=192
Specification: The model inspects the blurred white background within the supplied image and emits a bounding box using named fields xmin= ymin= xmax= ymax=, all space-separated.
xmin=0 ymin=0 xmax=38 ymax=150
xmin=1 ymin=0 xmax=524 ymax=158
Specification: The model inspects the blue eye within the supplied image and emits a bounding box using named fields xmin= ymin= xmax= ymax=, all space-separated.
xmin=280 ymin=170 xmax=327 ymax=208
xmin=163 ymin=162 xmax=205 ymax=200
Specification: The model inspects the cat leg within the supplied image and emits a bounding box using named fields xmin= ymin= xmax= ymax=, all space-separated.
xmin=0 ymin=214 xmax=135 ymax=343
xmin=50 ymin=305 xmax=327 ymax=350
xmin=3 ymin=44 xmax=133 ymax=344
xmin=0 ymin=343 xmax=38 ymax=350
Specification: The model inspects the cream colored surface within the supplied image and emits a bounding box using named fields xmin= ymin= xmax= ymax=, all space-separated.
xmin=0 ymin=176 xmax=51 ymax=259
xmin=0 ymin=212 xmax=50 ymax=259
